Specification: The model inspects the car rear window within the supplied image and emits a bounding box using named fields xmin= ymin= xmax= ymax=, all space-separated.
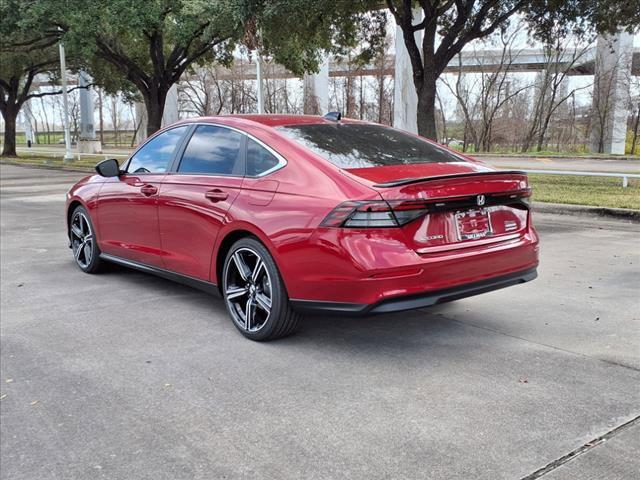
xmin=276 ymin=123 xmax=461 ymax=168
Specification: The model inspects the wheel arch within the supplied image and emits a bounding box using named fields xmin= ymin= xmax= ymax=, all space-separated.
xmin=66 ymin=199 xmax=86 ymax=238
xmin=212 ymin=224 xmax=280 ymax=291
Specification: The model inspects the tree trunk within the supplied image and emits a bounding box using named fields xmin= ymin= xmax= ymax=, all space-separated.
xmin=345 ymin=75 xmax=356 ymax=118
xmin=416 ymin=74 xmax=438 ymax=140
xmin=535 ymin=123 xmax=547 ymax=152
xmin=1 ymin=106 xmax=18 ymax=157
xmin=437 ymin=94 xmax=447 ymax=144
xmin=144 ymin=87 xmax=167 ymax=137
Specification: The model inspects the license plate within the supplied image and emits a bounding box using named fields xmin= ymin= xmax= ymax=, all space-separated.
xmin=455 ymin=208 xmax=492 ymax=241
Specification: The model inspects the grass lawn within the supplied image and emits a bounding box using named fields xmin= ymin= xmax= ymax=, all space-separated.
xmin=529 ymin=174 xmax=640 ymax=210
xmin=2 ymin=155 xmax=639 ymax=210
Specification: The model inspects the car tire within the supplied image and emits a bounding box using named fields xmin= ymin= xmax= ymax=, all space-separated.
xmin=222 ymin=237 xmax=301 ymax=341
xmin=69 ymin=205 xmax=102 ymax=273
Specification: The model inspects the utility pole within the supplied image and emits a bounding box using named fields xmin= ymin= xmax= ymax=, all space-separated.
xmin=58 ymin=34 xmax=74 ymax=162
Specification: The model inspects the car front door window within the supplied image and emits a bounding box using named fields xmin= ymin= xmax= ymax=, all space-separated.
xmin=128 ymin=126 xmax=189 ymax=174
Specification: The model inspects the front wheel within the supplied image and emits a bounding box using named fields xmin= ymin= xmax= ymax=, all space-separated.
xmin=222 ymin=237 xmax=301 ymax=341
xmin=69 ymin=205 xmax=102 ymax=273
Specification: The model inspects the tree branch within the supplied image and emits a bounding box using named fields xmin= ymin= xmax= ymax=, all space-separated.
xmin=25 ymin=84 xmax=91 ymax=100
xmin=387 ymin=0 xmax=425 ymax=87
xmin=95 ymin=37 xmax=151 ymax=93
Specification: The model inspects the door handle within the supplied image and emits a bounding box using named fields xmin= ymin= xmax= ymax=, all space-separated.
xmin=205 ymin=189 xmax=229 ymax=202
xmin=140 ymin=184 xmax=158 ymax=196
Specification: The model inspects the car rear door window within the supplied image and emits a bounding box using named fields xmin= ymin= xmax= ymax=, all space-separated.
xmin=178 ymin=125 xmax=244 ymax=175
xmin=127 ymin=126 xmax=188 ymax=174
xmin=246 ymin=138 xmax=281 ymax=176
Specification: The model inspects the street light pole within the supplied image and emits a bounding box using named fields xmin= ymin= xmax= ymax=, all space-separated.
xmin=59 ymin=38 xmax=74 ymax=162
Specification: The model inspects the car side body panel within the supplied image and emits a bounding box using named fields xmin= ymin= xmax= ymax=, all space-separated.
xmin=158 ymin=174 xmax=243 ymax=280
xmin=96 ymin=173 xmax=166 ymax=268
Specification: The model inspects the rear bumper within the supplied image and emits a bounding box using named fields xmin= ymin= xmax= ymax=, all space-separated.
xmin=291 ymin=267 xmax=537 ymax=316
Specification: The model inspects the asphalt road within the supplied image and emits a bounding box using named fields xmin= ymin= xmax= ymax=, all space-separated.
xmin=477 ymin=155 xmax=640 ymax=174
xmin=1 ymin=163 xmax=639 ymax=480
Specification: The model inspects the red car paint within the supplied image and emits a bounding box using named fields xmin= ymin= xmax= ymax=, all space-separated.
xmin=66 ymin=115 xmax=538 ymax=312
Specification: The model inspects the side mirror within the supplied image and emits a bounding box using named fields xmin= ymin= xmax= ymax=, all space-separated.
xmin=95 ymin=158 xmax=121 ymax=177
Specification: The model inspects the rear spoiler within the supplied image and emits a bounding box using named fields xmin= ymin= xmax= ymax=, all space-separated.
xmin=373 ymin=170 xmax=527 ymax=188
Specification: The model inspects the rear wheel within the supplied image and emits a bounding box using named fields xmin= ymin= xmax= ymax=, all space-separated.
xmin=70 ymin=205 xmax=102 ymax=273
xmin=222 ymin=237 xmax=301 ymax=341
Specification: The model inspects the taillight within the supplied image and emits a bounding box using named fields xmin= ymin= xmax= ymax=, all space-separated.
xmin=320 ymin=188 xmax=531 ymax=229
xmin=321 ymin=200 xmax=428 ymax=228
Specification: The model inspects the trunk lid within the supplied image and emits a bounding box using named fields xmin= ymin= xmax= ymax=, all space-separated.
xmin=344 ymin=163 xmax=531 ymax=253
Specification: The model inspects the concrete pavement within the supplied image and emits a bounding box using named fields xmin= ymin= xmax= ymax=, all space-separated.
xmin=1 ymin=164 xmax=639 ymax=480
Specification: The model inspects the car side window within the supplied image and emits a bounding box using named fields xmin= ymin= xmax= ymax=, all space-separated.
xmin=178 ymin=125 xmax=244 ymax=175
xmin=246 ymin=138 xmax=280 ymax=176
xmin=127 ymin=126 xmax=188 ymax=174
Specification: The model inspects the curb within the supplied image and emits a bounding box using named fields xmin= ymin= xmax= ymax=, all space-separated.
xmin=532 ymin=202 xmax=640 ymax=222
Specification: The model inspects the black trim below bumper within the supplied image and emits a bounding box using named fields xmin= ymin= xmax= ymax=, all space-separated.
xmin=290 ymin=267 xmax=537 ymax=316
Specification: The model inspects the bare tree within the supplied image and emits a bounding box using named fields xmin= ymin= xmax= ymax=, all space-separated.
xmin=521 ymin=36 xmax=592 ymax=152
xmin=443 ymin=26 xmax=530 ymax=152
xmin=180 ymin=67 xmax=225 ymax=116
xmin=369 ymin=34 xmax=394 ymax=125
xmin=631 ymin=100 xmax=640 ymax=155
xmin=52 ymin=89 xmax=80 ymax=142
xmin=37 ymin=96 xmax=52 ymax=144
xmin=436 ymin=90 xmax=448 ymax=143
xmin=262 ymin=61 xmax=301 ymax=114
xmin=95 ymin=88 xmax=105 ymax=145
xmin=104 ymin=93 xmax=127 ymax=146
xmin=627 ymin=69 xmax=640 ymax=154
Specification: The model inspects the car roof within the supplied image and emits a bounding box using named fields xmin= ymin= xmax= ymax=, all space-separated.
xmin=180 ymin=114 xmax=367 ymax=128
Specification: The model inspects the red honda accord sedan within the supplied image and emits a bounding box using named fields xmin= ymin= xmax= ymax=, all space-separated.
xmin=66 ymin=114 xmax=538 ymax=340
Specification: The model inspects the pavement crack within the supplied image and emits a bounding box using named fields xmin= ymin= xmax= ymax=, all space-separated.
xmin=432 ymin=312 xmax=640 ymax=373
xmin=518 ymin=415 xmax=640 ymax=479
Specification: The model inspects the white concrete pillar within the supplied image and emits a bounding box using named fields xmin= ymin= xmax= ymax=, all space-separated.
xmin=162 ymin=84 xmax=180 ymax=126
xmin=78 ymin=71 xmax=95 ymax=140
xmin=78 ymin=70 xmax=101 ymax=153
xmin=590 ymin=32 xmax=634 ymax=154
xmin=134 ymin=101 xmax=148 ymax=146
xmin=393 ymin=9 xmax=423 ymax=134
xmin=23 ymin=100 xmax=35 ymax=145
xmin=303 ymin=57 xmax=329 ymax=115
